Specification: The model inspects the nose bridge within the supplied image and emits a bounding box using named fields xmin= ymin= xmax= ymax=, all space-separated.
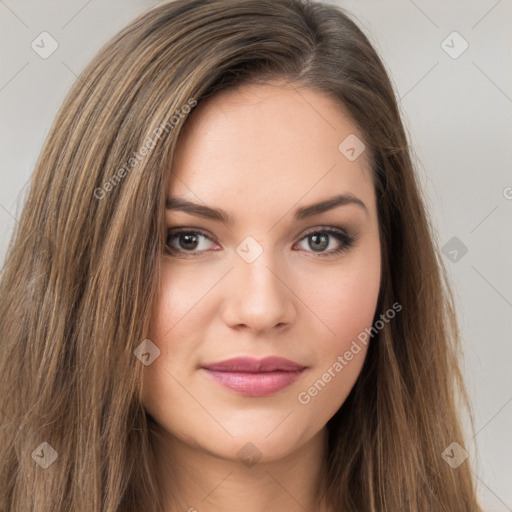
xmin=224 ymin=236 xmax=294 ymax=332
xmin=240 ymin=253 xmax=280 ymax=298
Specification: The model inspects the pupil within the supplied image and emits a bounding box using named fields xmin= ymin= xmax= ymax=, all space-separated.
xmin=310 ymin=234 xmax=327 ymax=251
xmin=181 ymin=234 xmax=198 ymax=250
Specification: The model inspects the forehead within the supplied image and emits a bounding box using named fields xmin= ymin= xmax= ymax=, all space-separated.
xmin=167 ymin=82 xmax=375 ymax=221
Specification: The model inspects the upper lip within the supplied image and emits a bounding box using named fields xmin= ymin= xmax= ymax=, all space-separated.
xmin=201 ymin=356 xmax=306 ymax=373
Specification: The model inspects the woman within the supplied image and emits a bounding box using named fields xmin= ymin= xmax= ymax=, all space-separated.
xmin=0 ymin=0 xmax=482 ymax=510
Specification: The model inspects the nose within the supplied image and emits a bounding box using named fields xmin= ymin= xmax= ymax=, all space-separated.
xmin=221 ymin=254 xmax=296 ymax=334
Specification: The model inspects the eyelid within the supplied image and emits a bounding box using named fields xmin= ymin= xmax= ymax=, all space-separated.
xmin=166 ymin=224 xmax=350 ymax=239
xmin=165 ymin=224 xmax=356 ymax=256
xmin=166 ymin=227 xmax=220 ymax=252
xmin=299 ymin=224 xmax=349 ymax=237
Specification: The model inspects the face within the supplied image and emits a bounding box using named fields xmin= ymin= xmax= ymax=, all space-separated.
xmin=141 ymin=81 xmax=381 ymax=463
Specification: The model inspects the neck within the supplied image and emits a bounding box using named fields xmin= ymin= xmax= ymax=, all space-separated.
xmin=152 ymin=425 xmax=332 ymax=512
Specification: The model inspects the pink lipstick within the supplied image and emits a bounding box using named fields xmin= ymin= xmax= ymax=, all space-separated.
xmin=201 ymin=356 xmax=306 ymax=397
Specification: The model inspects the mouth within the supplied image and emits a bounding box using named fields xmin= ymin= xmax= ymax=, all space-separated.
xmin=201 ymin=356 xmax=307 ymax=397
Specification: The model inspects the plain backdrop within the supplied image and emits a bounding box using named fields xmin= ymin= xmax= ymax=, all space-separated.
xmin=1 ymin=1 xmax=511 ymax=509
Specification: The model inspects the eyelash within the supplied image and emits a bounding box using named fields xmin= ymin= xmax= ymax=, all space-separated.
xmin=164 ymin=226 xmax=357 ymax=259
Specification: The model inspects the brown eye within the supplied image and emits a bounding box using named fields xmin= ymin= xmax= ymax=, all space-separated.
xmin=165 ymin=229 xmax=217 ymax=257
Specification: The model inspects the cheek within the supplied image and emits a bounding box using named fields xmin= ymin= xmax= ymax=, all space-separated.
xmin=298 ymin=247 xmax=381 ymax=354
xmin=141 ymin=266 xmax=202 ymax=414
xmin=293 ymin=250 xmax=380 ymax=408
xmin=145 ymin=261 xmax=220 ymax=358
xmin=294 ymin=272 xmax=379 ymax=424
xmin=152 ymin=263 xmax=220 ymax=328
xmin=323 ymin=273 xmax=380 ymax=349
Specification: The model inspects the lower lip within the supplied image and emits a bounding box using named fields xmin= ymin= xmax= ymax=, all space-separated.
xmin=202 ymin=368 xmax=306 ymax=397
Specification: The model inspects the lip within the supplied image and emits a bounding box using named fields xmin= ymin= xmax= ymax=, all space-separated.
xmin=201 ymin=356 xmax=307 ymax=397
xmin=202 ymin=356 xmax=305 ymax=372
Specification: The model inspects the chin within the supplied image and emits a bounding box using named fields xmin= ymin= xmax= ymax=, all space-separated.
xmin=196 ymin=424 xmax=315 ymax=464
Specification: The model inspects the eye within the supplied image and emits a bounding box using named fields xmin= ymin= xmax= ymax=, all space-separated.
xmin=293 ymin=226 xmax=357 ymax=257
xmin=165 ymin=226 xmax=357 ymax=258
xmin=165 ymin=228 xmax=219 ymax=258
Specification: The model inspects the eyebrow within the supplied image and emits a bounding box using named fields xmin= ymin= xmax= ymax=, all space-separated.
xmin=165 ymin=194 xmax=368 ymax=224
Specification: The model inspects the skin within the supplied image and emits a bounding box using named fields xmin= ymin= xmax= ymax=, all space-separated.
xmin=141 ymin=81 xmax=381 ymax=512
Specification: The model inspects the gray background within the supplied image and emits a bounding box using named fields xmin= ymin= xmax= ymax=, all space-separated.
xmin=1 ymin=1 xmax=511 ymax=509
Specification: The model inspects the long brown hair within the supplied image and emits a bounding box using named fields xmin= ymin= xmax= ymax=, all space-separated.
xmin=0 ymin=0 xmax=482 ymax=510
